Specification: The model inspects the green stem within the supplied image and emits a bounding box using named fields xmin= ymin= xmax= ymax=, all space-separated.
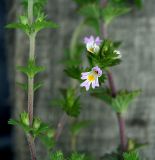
xmin=71 ymin=135 xmax=77 ymax=152
xmin=28 ymin=0 xmax=33 ymax=25
xmin=69 ymin=20 xmax=84 ymax=59
xmin=27 ymin=0 xmax=37 ymax=160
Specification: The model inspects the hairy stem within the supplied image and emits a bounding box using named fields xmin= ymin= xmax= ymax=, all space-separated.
xmin=27 ymin=0 xmax=37 ymax=160
xmin=117 ymin=113 xmax=127 ymax=152
xmin=27 ymin=134 xmax=37 ymax=160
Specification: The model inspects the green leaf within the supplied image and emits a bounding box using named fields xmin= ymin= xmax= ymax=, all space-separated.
xmin=17 ymin=59 xmax=45 ymax=78
xmin=52 ymin=88 xmax=81 ymax=117
xmin=33 ymin=20 xmax=58 ymax=33
xmin=70 ymin=153 xmax=86 ymax=160
xmin=64 ymin=66 xmax=82 ymax=80
xmin=6 ymin=23 xmax=31 ymax=34
xmin=50 ymin=151 xmax=65 ymax=160
xmin=8 ymin=119 xmax=19 ymax=126
xmin=70 ymin=121 xmax=92 ymax=136
xmin=16 ymin=81 xmax=43 ymax=92
xmin=91 ymin=89 xmax=141 ymax=113
xmin=110 ymin=90 xmax=141 ymax=113
xmin=101 ymin=4 xmax=131 ymax=25
xmin=8 ymin=112 xmax=31 ymax=133
xmin=78 ymin=4 xmax=100 ymax=19
xmin=123 ymin=151 xmax=140 ymax=160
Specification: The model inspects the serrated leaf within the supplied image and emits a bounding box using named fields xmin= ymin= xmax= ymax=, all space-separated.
xmin=50 ymin=151 xmax=64 ymax=160
xmin=16 ymin=82 xmax=43 ymax=91
xmin=101 ymin=5 xmax=131 ymax=25
xmin=91 ymin=89 xmax=141 ymax=113
xmin=110 ymin=90 xmax=141 ymax=113
xmin=33 ymin=20 xmax=58 ymax=32
xmin=123 ymin=151 xmax=140 ymax=160
xmin=70 ymin=153 xmax=86 ymax=160
xmin=6 ymin=23 xmax=30 ymax=34
xmin=8 ymin=119 xmax=19 ymax=126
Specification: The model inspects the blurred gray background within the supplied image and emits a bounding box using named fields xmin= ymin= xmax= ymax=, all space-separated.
xmin=2 ymin=0 xmax=155 ymax=159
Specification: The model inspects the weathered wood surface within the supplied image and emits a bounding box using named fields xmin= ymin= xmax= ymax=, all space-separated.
xmin=6 ymin=0 xmax=155 ymax=159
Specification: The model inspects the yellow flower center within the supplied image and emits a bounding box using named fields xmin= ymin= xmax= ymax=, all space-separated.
xmin=88 ymin=74 xmax=95 ymax=81
xmin=88 ymin=47 xmax=94 ymax=53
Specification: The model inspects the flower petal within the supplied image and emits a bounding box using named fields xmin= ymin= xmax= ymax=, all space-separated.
xmin=80 ymin=80 xmax=91 ymax=91
xmin=95 ymin=37 xmax=102 ymax=45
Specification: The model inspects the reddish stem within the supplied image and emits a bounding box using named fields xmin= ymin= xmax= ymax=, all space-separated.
xmin=54 ymin=113 xmax=68 ymax=141
xmin=100 ymin=0 xmax=127 ymax=151
xmin=117 ymin=113 xmax=127 ymax=152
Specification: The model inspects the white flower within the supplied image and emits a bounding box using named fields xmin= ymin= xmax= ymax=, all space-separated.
xmin=84 ymin=36 xmax=102 ymax=54
xmin=80 ymin=66 xmax=102 ymax=91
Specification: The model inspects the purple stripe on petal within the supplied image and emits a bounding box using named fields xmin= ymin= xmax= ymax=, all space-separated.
xmin=80 ymin=80 xmax=88 ymax=87
xmin=85 ymin=82 xmax=91 ymax=91
xmin=81 ymin=75 xmax=87 ymax=80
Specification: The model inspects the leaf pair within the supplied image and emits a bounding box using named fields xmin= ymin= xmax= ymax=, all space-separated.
xmin=17 ymin=59 xmax=45 ymax=78
xmin=91 ymin=88 xmax=141 ymax=113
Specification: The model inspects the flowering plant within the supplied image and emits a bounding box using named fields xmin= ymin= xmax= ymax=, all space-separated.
xmin=7 ymin=0 xmax=145 ymax=160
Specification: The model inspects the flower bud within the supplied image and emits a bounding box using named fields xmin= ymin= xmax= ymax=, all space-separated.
xmin=20 ymin=112 xmax=29 ymax=126
xmin=33 ymin=118 xmax=41 ymax=130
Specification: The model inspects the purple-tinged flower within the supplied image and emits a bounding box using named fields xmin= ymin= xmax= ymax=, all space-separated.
xmin=114 ymin=50 xmax=122 ymax=59
xmin=80 ymin=66 xmax=102 ymax=91
xmin=84 ymin=36 xmax=102 ymax=54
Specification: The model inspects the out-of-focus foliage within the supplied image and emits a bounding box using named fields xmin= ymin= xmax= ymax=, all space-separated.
xmin=52 ymin=88 xmax=81 ymax=117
